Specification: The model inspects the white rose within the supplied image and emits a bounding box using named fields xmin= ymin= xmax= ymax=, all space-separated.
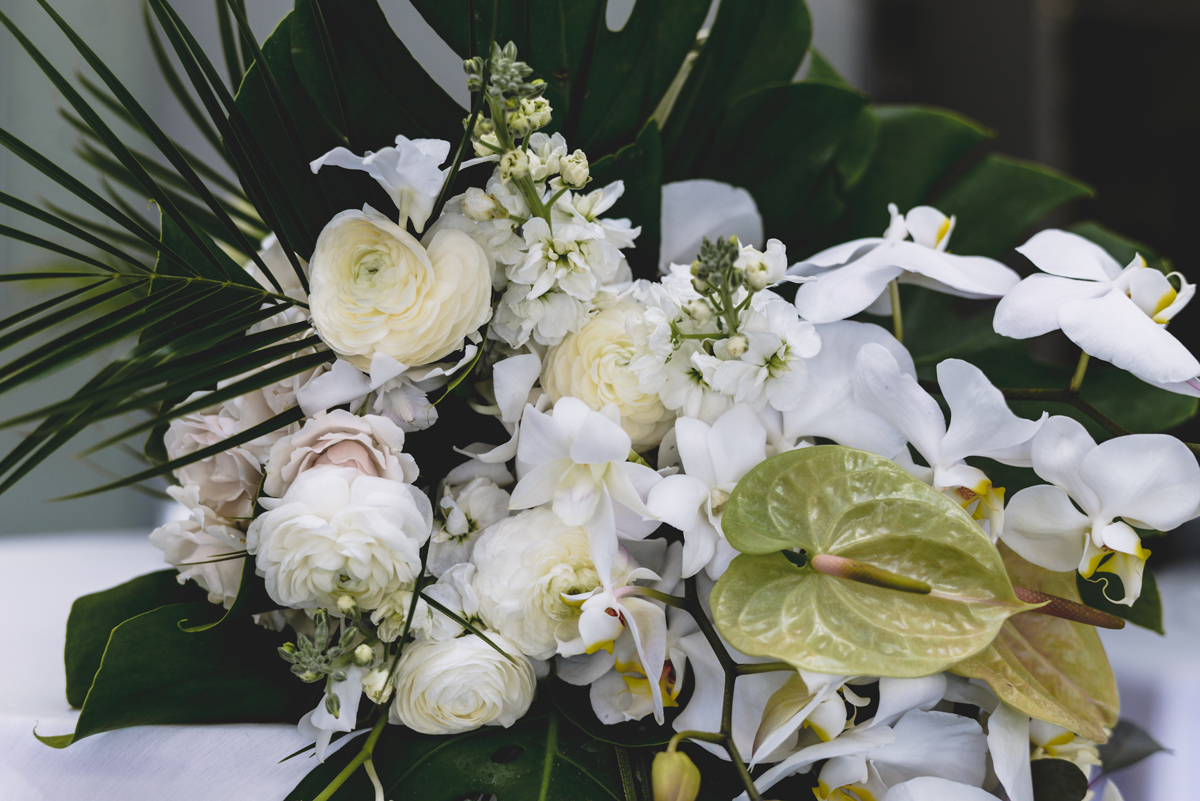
xmin=247 ymin=465 xmax=432 ymax=612
xmin=150 ymin=484 xmax=245 ymax=607
xmin=264 ymin=409 xmax=417 ymax=498
xmin=164 ymin=393 xmax=264 ymax=521
xmin=471 ymin=508 xmax=604 ymax=660
xmin=542 ymin=301 xmax=674 ymax=449
xmin=308 ymin=207 xmax=492 ymax=370
xmin=390 ymin=633 xmax=536 ymax=735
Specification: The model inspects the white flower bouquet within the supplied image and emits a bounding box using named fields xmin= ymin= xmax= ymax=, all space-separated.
xmin=2 ymin=1 xmax=1197 ymax=800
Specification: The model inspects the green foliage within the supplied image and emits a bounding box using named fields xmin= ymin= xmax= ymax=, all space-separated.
xmin=589 ymin=121 xmax=664 ymax=279
xmin=1097 ymin=719 xmax=1169 ymax=774
xmin=713 ymin=446 xmax=1030 ymax=676
xmin=1031 ymin=759 xmax=1089 ymax=801
xmin=551 ymin=678 xmax=679 ymax=747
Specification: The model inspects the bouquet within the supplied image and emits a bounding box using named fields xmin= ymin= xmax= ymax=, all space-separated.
xmin=3 ymin=1 xmax=1196 ymax=799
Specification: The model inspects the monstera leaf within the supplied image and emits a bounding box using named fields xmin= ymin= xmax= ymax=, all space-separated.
xmin=711 ymin=446 xmax=1032 ymax=677
xmin=952 ymin=544 xmax=1119 ymax=742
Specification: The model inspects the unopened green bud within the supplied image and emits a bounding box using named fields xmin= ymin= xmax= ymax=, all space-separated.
xmin=324 ymin=691 xmax=341 ymax=718
xmin=652 ymin=751 xmax=701 ymax=801
xmin=331 ymin=668 xmax=348 ymax=682
xmin=277 ymin=643 xmax=298 ymax=663
xmin=353 ymin=644 xmax=376 ymax=667
xmin=294 ymin=668 xmax=321 ymax=683
xmin=691 ymin=277 xmax=708 ymax=294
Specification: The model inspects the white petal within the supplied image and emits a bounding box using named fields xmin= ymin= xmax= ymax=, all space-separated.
xmin=674 ymin=417 xmax=718 ymax=488
xmin=750 ymin=725 xmax=896 ymax=797
xmin=297 ymin=359 xmax=373 ymax=416
xmin=988 ymin=703 xmax=1033 ymax=801
xmin=606 ymin=463 xmax=660 ymax=522
xmin=854 ymin=344 xmax=947 ymax=468
xmin=1059 ymin=289 xmax=1200 ymax=384
xmin=993 ymin=273 xmax=1112 ymax=339
xmin=788 ymin=238 xmax=882 ymax=275
xmin=870 ymin=710 xmax=988 ymax=788
xmin=709 ymin=404 xmax=768 ymax=485
xmin=493 ymin=354 xmax=542 ymax=423
xmin=660 ymin=180 xmax=763 ymax=269
xmin=646 ymin=474 xmax=708 ymax=533
xmin=873 ymin=675 xmax=947 ymax=728
xmin=569 ymin=410 xmax=633 ymax=464
xmin=938 ymin=359 xmax=1044 ymax=466
xmin=1081 ymin=433 xmax=1200 ymax=529
xmin=904 ymin=206 xmax=953 ymax=250
xmin=516 ymin=404 xmax=571 ymax=467
xmin=1000 ymin=485 xmax=1089 ymax=572
xmin=881 ymin=777 xmax=998 ymax=801
xmin=793 ymin=258 xmax=904 ymax=323
xmin=1101 ymin=781 xmax=1127 ymax=801
xmin=888 ymin=242 xmax=1019 ymax=298
xmin=621 ymin=596 xmax=668 ymax=724
xmin=508 ymin=459 xmax=568 ymax=510
xmin=1030 ymin=416 xmax=1100 ymax=513
xmin=1017 ymin=229 xmax=1124 ymax=281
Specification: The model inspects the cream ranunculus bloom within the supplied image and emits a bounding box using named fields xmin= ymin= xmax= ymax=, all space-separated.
xmin=309 ymin=206 xmax=492 ymax=370
xmin=389 ymin=633 xmax=536 ymax=735
xmin=541 ymin=301 xmax=674 ymax=449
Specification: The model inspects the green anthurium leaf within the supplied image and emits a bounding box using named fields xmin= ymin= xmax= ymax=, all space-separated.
xmin=1097 ymin=719 xmax=1169 ymax=774
xmin=1077 ymin=569 xmax=1164 ymax=635
xmin=285 ymin=699 xmax=623 ymax=801
xmin=933 ymin=154 xmax=1092 ymax=259
xmin=588 ymin=120 xmax=663 ymax=280
xmin=951 ymin=543 xmax=1119 ymax=743
xmin=40 ymin=600 xmax=315 ymax=747
xmin=1031 ymin=758 xmax=1088 ymax=801
xmin=661 ymin=0 xmax=812 ymax=180
xmin=712 ymin=446 xmax=1031 ymax=677
xmin=64 ymin=569 xmax=208 ymax=708
xmin=811 ymin=106 xmax=991 ymax=255
xmin=549 ymin=677 xmax=680 ymax=747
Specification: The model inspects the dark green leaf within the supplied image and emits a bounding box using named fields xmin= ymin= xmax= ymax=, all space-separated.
xmin=550 ymin=678 xmax=678 ymax=747
xmin=1077 ymin=569 xmax=1164 ymax=635
xmin=1031 ymin=759 xmax=1088 ymax=801
xmin=64 ymin=570 xmax=208 ymax=708
xmin=180 ymin=554 xmax=278 ymax=632
xmin=588 ymin=120 xmax=663 ymax=279
xmin=0 ymin=190 xmax=152 ymax=272
xmin=285 ymin=700 xmax=623 ymax=801
xmin=1097 ymin=719 xmax=1170 ymax=774
xmin=934 ymin=154 xmax=1092 ymax=259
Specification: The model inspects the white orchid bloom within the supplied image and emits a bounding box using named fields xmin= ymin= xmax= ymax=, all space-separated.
xmin=854 ymin=344 xmax=1046 ymax=537
xmin=747 ymin=710 xmax=988 ymax=800
xmin=311 ymin=136 xmax=453 ymax=233
xmin=660 ymin=180 xmax=763 ymax=270
xmin=881 ymin=777 xmax=1000 ymax=801
xmin=790 ymin=204 xmax=1020 ymax=323
xmin=994 ymin=229 xmax=1199 ymax=388
xmin=509 ymin=396 xmax=662 ymax=558
xmin=460 ymin=353 xmax=543 ymax=464
xmin=647 ymin=404 xmax=767 ymax=579
xmin=756 ymin=321 xmax=912 ymax=458
xmin=1000 ymin=415 xmax=1200 ymax=605
xmin=297 ymin=665 xmax=365 ymax=762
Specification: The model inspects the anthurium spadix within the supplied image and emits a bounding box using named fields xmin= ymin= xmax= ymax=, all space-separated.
xmin=994 ymin=229 xmax=1200 ymax=389
xmin=710 ymin=446 xmax=1036 ymax=678
xmin=789 ymin=204 xmax=1020 ymax=323
xmin=853 ymin=344 xmax=1046 ymax=536
xmin=1000 ymin=415 xmax=1200 ymax=605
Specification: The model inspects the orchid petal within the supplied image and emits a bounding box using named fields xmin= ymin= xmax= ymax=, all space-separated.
xmin=674 ymin=417 xmax=718 ymax=488
xmin=793 ymin=257 xmax=905 ymax=323
xmin=881 ymin=777 xmax=999 ymax=801
xmin=869 ymin=710 xmax=988 ymax=789
xmin=749 ymin=725 xmax=897 ymax=797
xmin=507 ymin=459 xmax=568 ymax=510
xmin=1016 ymin=229 xmax=1123 ymax=281
xmin=708 ymin=405 xmax=768 ymax=485
xmin=993 ymin=273 xmax=1113 ymax=339
xmin=607 ymin=463 xmax=660 ymax=521
xmin=516 ymin=404 xmax=571 ymax=467
xmin=1000 ymin=484 xmax=1089 ymax=572
xmin=1080 ymin=433 xmax=1200 ymax=529
xmin=938 ymin=359 xmax=1044 ymax=466
xmin=1030 ymin=416 xmax=1100 ymax=513
xmin=788 ymin=238 xmax=883 ymax=276
xmin=888 ymin=242 xmax=1019 ymax=298
xmin=646 ymin=474 xmax=708 ymax=535
xmin=493 ymin=354 xmax=542 ymax=424
xmin=988 ymin=703 xmax=1033 ymax=801
xmin=854 ymin=343 xmax=947 ymax=468
xmin=569 ymin=410 xmax=633 ymax=464
xmin=873 ymin=675 xmax=948 ymax=728
xmin=297 ymin=359 xmax=373 ymax=416
xmin=660 ymin=180 xmax=763 ymax=269
xmin=621 ymin=596 xmax=668 ymax=723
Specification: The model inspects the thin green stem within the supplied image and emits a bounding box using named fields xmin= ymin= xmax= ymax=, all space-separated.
xmin=736 ymin=661 xmax=796 ymax=675
xmin=1069 ymin=351 xmax=1090 ymax=394
xmin=727 ymin=739 xmax=763 ymax=801
xmin=889 ymin=279 xmax=903 ymax=344
xmin=716 ymin=285 xmax=740 ymax=335
xmin=312 ymin=713 xmax=388 ymax=801
xmin=633 ymin=587 xmax=688 ymax=609
xmin=667 ymin=730 xmax=727 ymax=750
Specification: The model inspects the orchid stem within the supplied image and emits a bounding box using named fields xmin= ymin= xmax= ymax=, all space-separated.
xmin=667 ymin=730 xmax=726 ymax=750
xmin=889 ymin=279 xmax=903 ymax=343
xmin=635 ymin=587 xmax=688 ymax=609
xmin=312 ymin=712 xmax=389 ymax=801
xmin=1069 ymin=351 xmax=1090 ymax=394
xmin=727 ymin=739 xmax=763 ymax=801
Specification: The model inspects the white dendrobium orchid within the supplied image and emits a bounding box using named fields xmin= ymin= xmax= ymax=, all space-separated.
xmin=854 ymin=344 xmax=1046 ymax=536
xmin=756 ymin=321 xmax=912 ymax=458
xmin=297 ymin=665 xmax=364 ymax=762
xmin=660 ymin=180 xmax=763 ymax=271
xmin=1000 ymin=415 xmax=1200 ymax=605
xmin=790 ymin=204 xmax=1020 ymax=323
xmin=994 ymin=229 xmax=1199 ymax=389
xmin=509 ymin=396 xmax=662 ymax=552
xmin=646 ymin=404 xmax=767 ymax=579
xmin=311 ymin=136 xmax=453 ymax=233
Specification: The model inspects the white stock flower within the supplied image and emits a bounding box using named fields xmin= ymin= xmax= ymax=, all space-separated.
xmin=542 ymin=301 xmax=674 ymax=449
xmin=247 ymin=465 xmax=432 ymax=612
xmin=854 ymin=345 xmax=1046 ymax=537
xmin=428 ymin=477 xmax=511 ymax=576
xmin=492 ymin=283 xmax=593 ymax=348
xmin=150 ymin=484 xmax=246 ymax=607
xmin=308 ymin=206 xmax=492 ymax=370
xmin=790 ymin=204 xmax=1020 ymax=323
xmin=559 ymin=149 xmax=590 ymax=189
xmin=647 ymin=405 xmax=767 ymax=578
xmin=1001 ymin=415 xmax=1200 ymax=605
xmin=390 ymin=633 xmax=536 ymax=735
xmin=994 ymin=229 xmax=1199 ymax=388
xmin=471 ymin=507 xmax=605 ymax=659
xmin=554 ymin=181 xmax=641 ymax=250
xmin=527 ymin=132 xmax=568 ymax=181
xmin=737 ymin=239 xmax=788 ymax=291
xmin=310 ymin=136 xmax=450 ymax=232
xmin=510 ymin=217 xmax=624 ymax=303
xmin=164 ymin=393 xmax=264 ymax=521
xmin=263 ymin=409 xmax=417 ymax=498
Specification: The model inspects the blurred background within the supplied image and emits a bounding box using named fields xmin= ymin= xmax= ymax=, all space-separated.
xmin=0 ymin=1 xmax=1196 ymax=797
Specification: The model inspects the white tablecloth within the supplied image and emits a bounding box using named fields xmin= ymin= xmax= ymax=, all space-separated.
xmin=0 ymin=530 xmax=1196 ymax=800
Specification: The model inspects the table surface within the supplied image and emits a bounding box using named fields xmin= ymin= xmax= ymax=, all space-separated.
xmin=0 ymin=530 xmax=1196 ymax=801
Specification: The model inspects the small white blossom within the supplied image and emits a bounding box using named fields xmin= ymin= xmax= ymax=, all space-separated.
xmin=428 ymin=477 xmax=512 ymax=576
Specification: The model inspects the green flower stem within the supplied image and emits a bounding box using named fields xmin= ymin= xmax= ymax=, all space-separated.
xmin=889 ymin=279 xmax=903 ymax=344
xmin=683 ymin=578 xmax=738 ymax=735
xmin=716 ymin=284 xmax=741 ymax=335
xmin=667 ymin=730 xmax=727 ymax=750
xmin=1069 ymin=351 xmax=1090 ymax=394
xmin=312 ymin=712 xmax=389 ymax=801
xmin=735 ymin=661 xmax=796 ymax=676
xmin=727 ymin=739 xmax=763 ymax=801
xmin=633 ymin=587 xmax=688 ymax=609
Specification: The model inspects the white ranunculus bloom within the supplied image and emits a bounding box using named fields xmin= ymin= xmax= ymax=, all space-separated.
xmin=246 ymin=465 xmax=432 ymax=612
xmin=390 ymin=633 xmax=536 ymax=735
xmin=263 ymin=409 xmax=417 ymax=498
xmin=542 ymin=301 xmax=674 ymax=449
xmin=308 ymin=206 xmax=492 ymax=370
xmin=164 ymin=393 xmax=265 ymax=522
xmin=471 ymin=507 xmax=605 ymax=660
xmin=150 ymin=484 xmax=246 ymax=607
